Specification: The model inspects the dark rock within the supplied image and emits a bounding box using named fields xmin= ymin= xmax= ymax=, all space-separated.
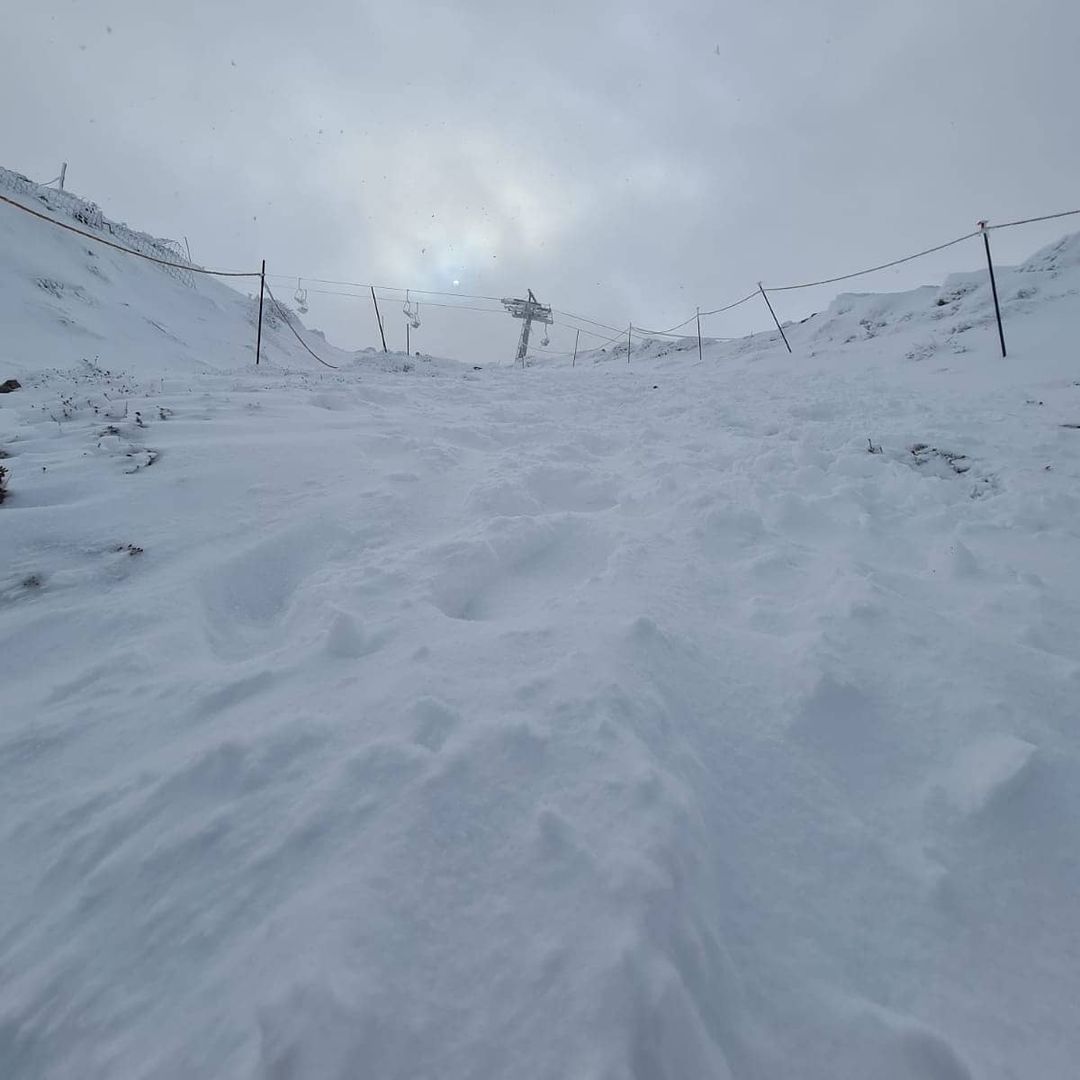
xmin=0 ymin=379 xmax=21 ymax=394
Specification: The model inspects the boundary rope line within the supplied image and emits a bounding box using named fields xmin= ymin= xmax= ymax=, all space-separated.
xmin=0 ymin=192 xmax=260 ymax=278
xmin=765 ymin=231 xmax=980 ymax=292
xmin=7 ymin=180 xmax=1080 ymax=362
xmin=700 ymin=290 xmax=759 ymax=317
xmin=635 ymin=312 xmax=699 ymax=337
xmin=263 ymin=279 xmax=340 ymax=369
xmin=989 ymin=208 xmax=1080 ymax=231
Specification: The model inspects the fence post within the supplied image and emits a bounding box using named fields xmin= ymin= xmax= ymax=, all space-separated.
xmin=255 ymin=259 xmax=266 ymax=365
xmin=758 ymin=282 xmax=791 ymax=354
xmin=977 ymin=221 xmax=1007 ymax=358
xmin=370 ymin=286 xmax=388 ymax=352
xmin=627 ymin=324 xmax=632 ymax=364
xmin=573 ymin=328 xmax=579 ymax=367
xmin=696 ymin=307 xmax=703 ymax=363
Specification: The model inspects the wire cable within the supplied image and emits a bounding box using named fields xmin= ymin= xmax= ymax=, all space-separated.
xmin=988 ymin=208 xmax=1080 ymax=231
xmin=550 ymin=308 xmax=626 ymax=335
xmin=306 ymin=284 xmax=508 ymax=317
xmin=262 ymin=280 xmax=340 ymax=369
xmin=265 ymin=273 xmax=506 ymax=305
xmin=766 ymin=231 xmax=979 ymax=292
xmin=0 ymin=192 xmax=260 ymax=278
xmin=699 ymin=290 xmax=760 ymax=317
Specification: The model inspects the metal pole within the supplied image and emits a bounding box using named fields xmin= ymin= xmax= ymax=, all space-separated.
xmin=978 ymin=222 xmax=1007 ymax=358
xmin=58 ymin=162 xmax=67 ymax=192
xmin=758 ymin=282 xmax=791 ymax=354
xmin=573 ymin=328 xmax=579 ymax=367
xmin=255 ymin=259 xmax=265 ymax=365
xmin=518 ymin=314 xmax=532 ymax=367
xmin=370 ymin=286 xmax=387 ymax=352
xmin=696 ymin=307 xmax=703 ymax=363
xmin=627 ymin=324 xmax=632 ymax=364
xmin=406 ymin=320 xmax=410 ymax=356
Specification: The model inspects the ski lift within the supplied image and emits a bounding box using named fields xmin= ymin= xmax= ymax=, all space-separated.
xmin=540 ymin=329 xmax=550 ymax=347
xmin=294 ymin=278 xmax=308 ymax=314
xmin=403 ymin=290 xmax=421 ymax=329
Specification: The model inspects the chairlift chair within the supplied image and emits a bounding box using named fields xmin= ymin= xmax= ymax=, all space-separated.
xmin=403 ymin=290 xmax=421 ymax=329
xmin=294 ymin=278 xmax=308 ymax=314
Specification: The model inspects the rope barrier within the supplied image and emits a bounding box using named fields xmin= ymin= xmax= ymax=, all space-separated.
xmin=634 ymin=312 xmax=699 ymax=337
xmin=262 ymin=280 xmax=340 ymax=369
xmin=8 ymin=178 xmax=1080 ymax=366
xmin=765 ymin=231 xmax=980 ymax=292
xmin=988 ymin=208 xmax=1080 ymax=231
xmin=0 ymin=192 xmax=260 ymax=278
xmin=699 ymin=290 xmax=759 ymax=317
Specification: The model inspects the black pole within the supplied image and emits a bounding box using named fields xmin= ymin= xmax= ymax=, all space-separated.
xmin=255 ymin=259 xmax=265 ymax=365
xmin=627 ymin=324 xmax=632 ymax=364
xmin=573 ymin=328 xmax=579 ymax=368
xmin=696 ymin=307 xmax=703 ymax=363
xmin=406 ymin=320 xmax=410 ymax=356
xmin=758 ymin=282 xmax=791 ymax=354
xmin=371 ymin=286 xmax=387 ymax=352
xmin=978 ymin=222 xmax=1007 ymax=358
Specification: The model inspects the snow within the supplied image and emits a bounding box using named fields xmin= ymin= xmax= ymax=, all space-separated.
xmin=3 ymin=171 xmax=1080 ymax=1079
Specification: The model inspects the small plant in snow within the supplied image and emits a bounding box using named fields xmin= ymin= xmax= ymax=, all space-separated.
xmin=0 ymin=463 xmax=8 ymax=504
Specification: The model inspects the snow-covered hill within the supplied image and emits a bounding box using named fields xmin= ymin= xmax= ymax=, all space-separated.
xmin=0 ymin=166 xmax=431 ymax=378
xmin=2 ymin=172 xmax=1080 ymax=1080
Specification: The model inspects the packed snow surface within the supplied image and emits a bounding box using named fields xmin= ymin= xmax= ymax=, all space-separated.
xmin=2 ymin=174 xmax=1080 ymax=1079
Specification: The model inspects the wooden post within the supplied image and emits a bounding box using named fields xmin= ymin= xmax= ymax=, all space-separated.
xmin=370 ymin=286 xmax=387 ymax=352
xmin=255 ymin=259 xmax=266 ymax=365
xmin=696 ymin=307 xmax=703 ymax=363
xmin=627 ymin=324 xmax=632 ymax=364
xmin=978 ymin=221 xmax=1007 ymax=358
xmin=758 ymin=282 xmax=791 ymax=354
xmin=573 ymin=329 xmax=579 ymax=367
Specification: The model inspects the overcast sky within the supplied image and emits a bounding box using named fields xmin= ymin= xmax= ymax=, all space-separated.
xmin=5 ymin=0 xmax=1079 ymax=363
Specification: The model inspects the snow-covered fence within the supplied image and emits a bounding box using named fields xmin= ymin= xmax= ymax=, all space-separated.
xmin=0 ymin=165 xmax=196 ymax=288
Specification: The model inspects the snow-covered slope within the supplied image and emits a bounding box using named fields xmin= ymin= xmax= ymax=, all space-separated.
xmin=2 ymin=174 xmax=1080 ymax=1080
xmin=0 ymin=166 xmax=427 ymax=378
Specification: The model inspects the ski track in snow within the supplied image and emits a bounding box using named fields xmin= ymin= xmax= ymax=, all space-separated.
xmin=2 ymin=177 xmax=1080 ymax=1078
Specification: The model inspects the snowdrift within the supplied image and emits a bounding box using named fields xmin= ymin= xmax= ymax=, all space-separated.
xmin=3 ymin=170 xmax=1080 ymax=1080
